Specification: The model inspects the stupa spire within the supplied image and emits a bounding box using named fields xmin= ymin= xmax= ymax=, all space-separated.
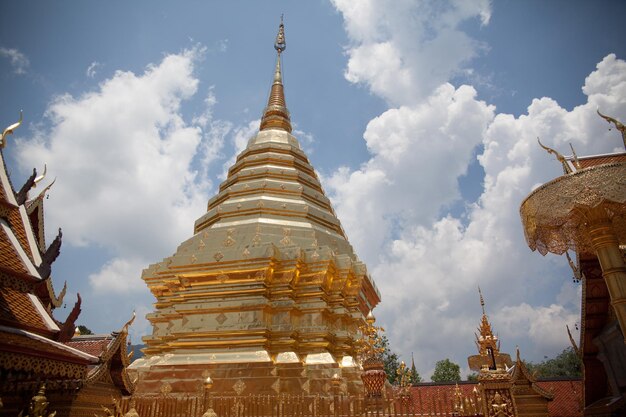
xmin=260 ymin=16 xmax=292 ymax=133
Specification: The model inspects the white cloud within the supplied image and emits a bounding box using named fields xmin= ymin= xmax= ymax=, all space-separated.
xmin=16 ymin=46 xmax=229 ymax=293
xmin=89 ymin=257 xmax=147 ymax=293
xmin=328 ymin=0 xmax=626 ymax=372
xmin=331 ymin=0 xmax=491 ymax=105
xmin=328 ymin=83 xmax=495 ymax=263
xmin=0 ymin=47 xmax=30 ymax=75
xmin=86 ymin=61 xmax=101 ymax=78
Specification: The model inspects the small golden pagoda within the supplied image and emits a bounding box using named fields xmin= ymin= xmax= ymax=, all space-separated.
xmin=468 ymin=289 xmax=517 ymax=417
xmin=468 ymin=288 xmax=512 ymax=373
xmin=130 ymin=20 xmax=380 ymax=397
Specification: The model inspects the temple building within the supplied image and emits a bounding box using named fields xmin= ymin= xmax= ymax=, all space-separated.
xmin=130 ymin=20 xmax=380 ymax=397
xmin=520 ymin=113 xmax=626 ymax=416
xmin=0 ymin=115 xmax=134 ymax=417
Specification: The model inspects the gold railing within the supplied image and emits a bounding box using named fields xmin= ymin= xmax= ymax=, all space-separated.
xmin=117 ymin=391 xmax=483 ymax=417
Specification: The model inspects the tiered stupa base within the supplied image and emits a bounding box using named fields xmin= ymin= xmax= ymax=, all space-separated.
xmin=130 ymin=354 xmax=362 ymax=397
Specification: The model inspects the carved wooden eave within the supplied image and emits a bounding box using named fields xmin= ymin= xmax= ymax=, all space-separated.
xmin=34 ymin=278 xmax=67 ymax=311
xmin=15 ymin=167 xmax=37 ymax=206
xmin=55 ymin=293 xmax=82 ymax=342
xmin=82 ymin=315 xmax=136 ymax=395
xmin=0 ymin=324 xmax=97 ymax=380
xmin=510 ymin=350 xmax=554 ymax=400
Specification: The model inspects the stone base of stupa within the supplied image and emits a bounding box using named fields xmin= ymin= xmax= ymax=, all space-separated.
xmin=129 ymin=351 xmax=363 ymax=397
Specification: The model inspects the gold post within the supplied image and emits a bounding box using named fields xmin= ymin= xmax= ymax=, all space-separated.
xmin=583 ymin=206 xmax=626 ymax=342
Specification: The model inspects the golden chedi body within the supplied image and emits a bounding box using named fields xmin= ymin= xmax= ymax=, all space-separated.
xmin=130 ymin=20 xmax=380 ymax=397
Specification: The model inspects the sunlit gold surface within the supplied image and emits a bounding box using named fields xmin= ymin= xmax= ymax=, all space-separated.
xmin=134 ymin=21 xmax=379 ymax=396
xmin=468 ymin=290 xmax=512 ymax=373
xmin=520 ymin=162 xmax=626 ymax=256
xmin=520 ymin=160 xmax=626 ymax=340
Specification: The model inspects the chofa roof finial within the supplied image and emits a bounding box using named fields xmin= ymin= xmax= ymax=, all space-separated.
xmin=1 ymin=110 xmax=23 ymax=149
xmin=597 ymin=109 xmax=626 ymax=149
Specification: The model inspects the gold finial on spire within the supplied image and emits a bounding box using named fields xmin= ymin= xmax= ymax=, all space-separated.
xmin=537 ymin=137 xmax=572 ymax=174
xmin=274 ymin=14 xmax=286 ymax=54
xmin=478 ymin=286 xmax=486 ymax=315
xmin=1 ymin=110 xmax=23 ymax=149
xmin=260 ymin=18 xmax=292 ymax=133
xmin=597 ymin=109 xmax=626 ymax=149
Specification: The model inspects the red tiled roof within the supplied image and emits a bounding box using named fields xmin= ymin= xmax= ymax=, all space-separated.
xmin=66 ymin=335 xmax=114 ymax=357
xmin=410 ymin=383 xmax=476 ymax=415
xmin=0 ymin=228 xmax=29 ymax=276
xmin=410 ymin=379 xmax=582 ymax=417
xmin=7 ymin=207 xmax=33 ymax=263
xmin=0 ymin=286 xmax=47 ymax=331
xmin=577 ymin=153 xmax=626 ymax=169
xmin=537 ymin=380 xmax=583 ymax=417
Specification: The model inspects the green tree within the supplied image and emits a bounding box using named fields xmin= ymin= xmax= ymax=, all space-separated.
xmin=375 ymin=335 xmax=400 ymax=384
xmin=77 ymin=325 xmax=93 ymax=335
xmin=466 ymin=372 xmax=479 ymax=382
xmin=525 ymin=347 xmax=581 ymax=378
xmin=431 ymin=359 xmax=461 ymax=383
xmin=410 ymin=359 xmax=422 ymax=383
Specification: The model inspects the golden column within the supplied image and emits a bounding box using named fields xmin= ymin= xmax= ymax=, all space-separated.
xmin=520 ymin=159 xmax=626 ymax=340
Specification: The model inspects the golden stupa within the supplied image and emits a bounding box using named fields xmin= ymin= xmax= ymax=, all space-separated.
xmin=130 ymin=20 xmax=381 ymax=397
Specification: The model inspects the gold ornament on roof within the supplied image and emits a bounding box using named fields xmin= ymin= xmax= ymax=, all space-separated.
xmin=537 ymin=137 xmax=572 ymax=174
xmin=1 ymin=110 xmax=22 ymax=149
xmin=597 ymin=109 xmax=626 ymax=149
xmin=569 ymin=143 xmax=581 ymax=170
xmin=396 ymin=361 xmax=413 ymax=396
xmin=468 ymin=288 xmax=513 ymax=372
xmin=355 ymin=311 xmax=385 ymax=362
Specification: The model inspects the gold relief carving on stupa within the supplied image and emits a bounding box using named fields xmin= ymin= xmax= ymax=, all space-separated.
xmin=198 ymin=239 xmax=206 ymax=249
xmin=217 ymin=274 xmax=229 ymax=283
xmin=190 ymin=254 xmax=197 ymax=264
xmin=215 ymin=313 xmax=228 ymax=325
xmin=311 ymin=250 xmax=320 ymax=261
xmin=160 ymin=382 xmax=172 ymax=396
xmin=254 ymin=270 xmax=266 ymax=281
xmin=223 ymin=229 xmax=236 ymax=247
xmin=280 ymin=228 xmax=293 ymax=246
xmin=252 ymin=225 xmax=262 ymax=246
xmin=214 ymin=251 xmax=224 ymax=262
xmin=271 ymin=379 xmax=280 ymax=393
xmin=242 ymin=247 xmax=250 ymax=257
xmin=232 ymin=379 xmax=246 ymax=395
xmin=302 ymin=380 xmax=310 ymax=394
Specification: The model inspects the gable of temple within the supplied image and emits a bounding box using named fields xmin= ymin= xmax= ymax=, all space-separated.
xmin=0 ymin=114 xmax=135 ymax=417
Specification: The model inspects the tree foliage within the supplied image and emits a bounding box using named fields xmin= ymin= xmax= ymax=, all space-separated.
xmin=77 ymin=325 xmax=93 ymax=335
xmin=375 ymin=335 xmax=400 ymax=384
xmin=410 ymin=360 xmax=422 ymax=383
xmin=431 ymin=358 xmax=461 ymax=383
xmin=466 ymin=372 xmax=479 ymax=382
xmin=524 ymin=347 xmax=581 ymax=378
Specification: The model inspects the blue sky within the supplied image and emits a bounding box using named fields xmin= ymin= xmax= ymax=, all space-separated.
xmin=2 ymin=1 xmax=626 ymax=379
